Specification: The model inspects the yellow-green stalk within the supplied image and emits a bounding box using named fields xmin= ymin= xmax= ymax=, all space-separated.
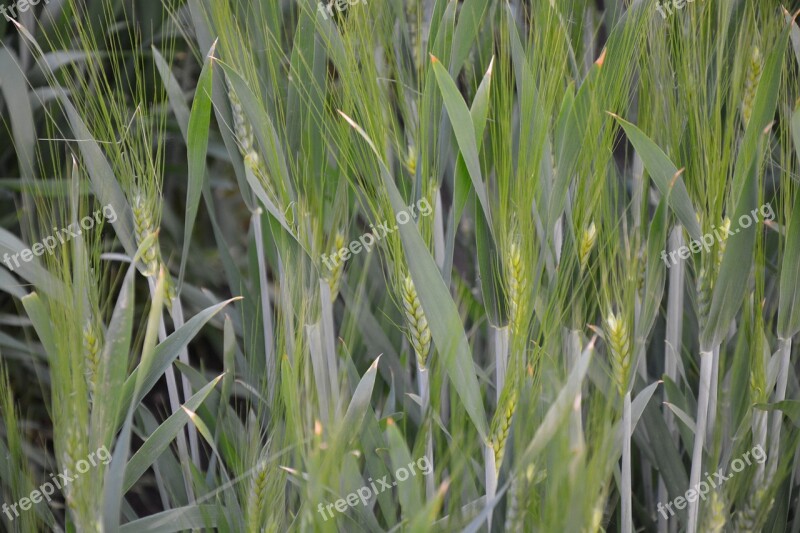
xmin=402 ymin=273 xmax=431 ymax=369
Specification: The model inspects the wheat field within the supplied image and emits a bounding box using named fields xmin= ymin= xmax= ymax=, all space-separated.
xmin=0 ymin=0 xmax=800 ymax=531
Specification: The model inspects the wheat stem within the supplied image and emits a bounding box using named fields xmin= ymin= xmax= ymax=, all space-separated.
xmin=687 ymin=349 xmax=714 ymax=533
xmin=768 ymin=337 xmax=792 ymax=480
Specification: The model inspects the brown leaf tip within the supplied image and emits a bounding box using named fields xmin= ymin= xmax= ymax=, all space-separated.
xmin=595 ymin=48 xmax=607 ymax=67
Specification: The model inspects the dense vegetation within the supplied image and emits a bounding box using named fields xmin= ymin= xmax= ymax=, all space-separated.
xmin=1 ymin=0 xmax=800 ymax=531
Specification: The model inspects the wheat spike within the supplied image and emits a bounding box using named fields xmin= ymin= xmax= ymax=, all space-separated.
xmin=227 ymin=82 xmax=276 ymax=201
xmin=131 ymin=191 xmax=159 ymax=276
xmin=402 ymin=273 xmax=431 ymax=369
xmin=489 ymin=356 xmax=519 ymax=471
xmin=604 ymin=309 xmax=631 ymax=396
xmin=579 ymin=221 xmax=597 ymax=272
xmin=714 ymin=217 xmax=731 ymax=273
xmin=741 ymin=46 xmax=762 ymax=128
xmin=735 ymin=487 xmax=769 ymax=532
xmin=696 ymin=266 xmax=712 ymax=328
xmin=637 ymin=248 xmax=647 ymax=294
xmin=246 ymin=459 xmax=269 ymax=533
xmin=406 ymin=144 xmax=417 ymax=175
xmin=507 ymin=241 xmax=525 ymax=334
xmin=406 ymin=0 xmax=421 ymax=74
xmin=83 ymin=318 xmax=102 ymax=397
xmin=505 ymin=477 xmax=525 ymax=532
xmin=227 ymin=82 xmax=254 ymax=155
xmin=326 ymin=232 xmax=346 ymax=297
xmin=700 ymin=491 xmax=727 ymax=533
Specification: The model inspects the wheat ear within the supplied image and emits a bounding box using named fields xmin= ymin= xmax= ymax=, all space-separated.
xmin=741 ymin=46 xmax=762 ymax=128
xmin=604 ymin=309 xmax=631 ymax=396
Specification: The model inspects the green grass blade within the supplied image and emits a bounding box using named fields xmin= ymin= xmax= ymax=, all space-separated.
xmin=612 ymin=115 xmax=702 ymax=242
xmin=450 ymin=0 xmax=489 ymax=73
xmin=179 ymin=41 xmax=216 ymax=292
xmin=635 ymin=197 xmax=668 ymax=347
xmin=123 ymin=375 xmax=223 ymax=492
xmin=119 ymin=297 xmax=241 ymax=420
xmin=731 ymin=25 xmax=790 ymax=199
xmin=701 ymin=135 xmax=762 ymax=350
xmin=778 ymin=105 xmax=800 ymax=339
xmin=104 ymin=271 xmax=167 ymax=531
xmin=59 ymin=95 xmax=138 ymax=259
xmin=118 ymin=506 xmax=219 ymax=532
xmin=92 ymin=262 xmax=137 ymax=450
xmin=339 ymin=111 xmax=489 ymax=438
xmin=431 ymin=55 xmax=494 ymax=235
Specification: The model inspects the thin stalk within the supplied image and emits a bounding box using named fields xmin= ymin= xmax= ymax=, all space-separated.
xmin=565 ymin=329 xmax=583 ymax=445
xmin=252 ymin=209 xmax=276 ymax=405
xmin=753 ymin=403 xmax=768 ymax=487
xmin=768 ymin=337 xmax=792 ymax=480
xmin=660 ymin=228 xmax=684 ymax=533
xmin=494 ymin=326 xmax=510 ymax=404
xmin=147 ymin=277 xmax=195 ymax=503
xmin=492 ymin=325 xmax=510 ymax=528
xmin=706 ymin=345 xmax=720 ymax=444
xmin=687 ymin=349 xmax=715 ymax=533
xmin=170 ymin=297 xmax=200 ymax=467
xmin=484 ymin=442 xmax=497 ymax=531
xmin=622 ymin=390 xmax=632 ymax=533
xmin=418 ymin=368 xmax=434 ymax=499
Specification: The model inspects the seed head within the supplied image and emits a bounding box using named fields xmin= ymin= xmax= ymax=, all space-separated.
xmin=246 ymin=459 xmax=270 ymax=533
xmin=604 ymin=308 xmax=631 ymax=396
xmin=406 ymin=145 xmax=417 ymax=175
xmin=579 ymin=222 xmax=597 ymax=272
xmin=506 ymin=241 xmax=526 ymax=334
xmin=742 ymin=46 xmax=762 ymax=128
xmin=227 ymin=83 xmax=255 ymax=156
xmin=696 ymin=267 xmax=712 ymax=328
xmin=490 ymin=374 xmax=518 ymax=471
xmin=401 ymin=273 xmax=431 ymax=369
xmin=715 ymin=217 xmax=731 ymax=273
xmin=734 ymin=487 xmax=769 ymax=532
xmin=83 ymin=318 xmax=102 ymax=397
xmin=701 ymin=491 xmax=727 ymax=533
xmin=505 ymin=478 xmax=525 ymax=531
xmin=326 ymin=232 xmax=346 ymax=297
xmin=131 ymin=191 xmax=159 ymax=277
